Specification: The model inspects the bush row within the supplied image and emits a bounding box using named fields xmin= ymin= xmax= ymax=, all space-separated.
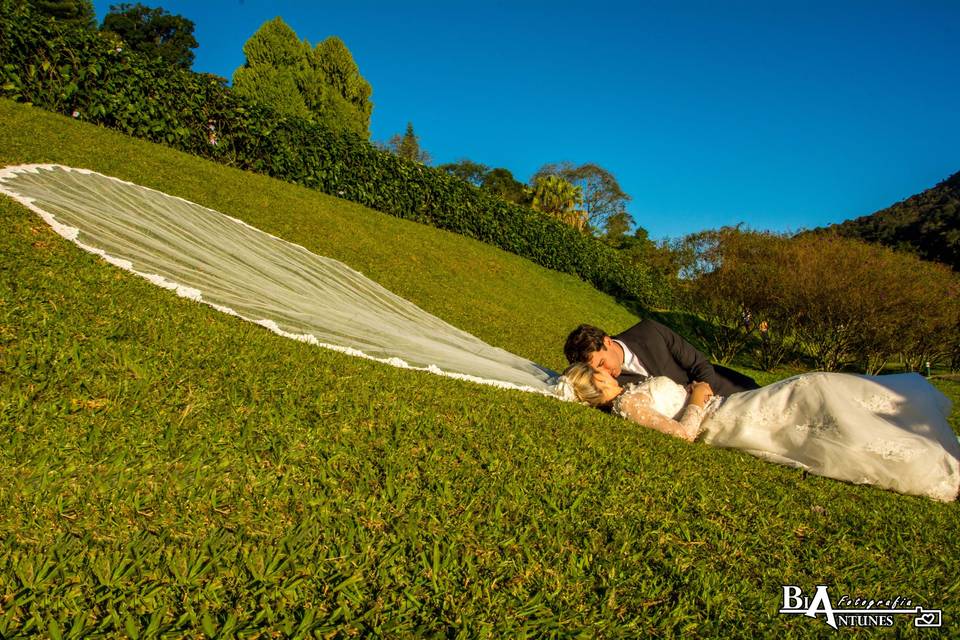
xmin=0 ymin=3 xmax=667 ymax=307
xmin=682 ymin=227 xmax=960 ymax=373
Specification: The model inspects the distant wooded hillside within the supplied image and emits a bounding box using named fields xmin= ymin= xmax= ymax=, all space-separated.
xmin=816 ymin=170 xmax=960 ymax=271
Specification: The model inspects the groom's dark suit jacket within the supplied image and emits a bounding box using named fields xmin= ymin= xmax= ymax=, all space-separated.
xmin=614 ymin=319 xmax=759 ymax=396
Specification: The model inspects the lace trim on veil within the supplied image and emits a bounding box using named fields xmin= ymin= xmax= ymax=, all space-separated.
xmin=0 ymin=164 xmax=568 ymax=397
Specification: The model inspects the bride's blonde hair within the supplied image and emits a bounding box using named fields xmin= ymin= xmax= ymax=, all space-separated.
xmin=562 ymin=362 xmax=607 ymax=407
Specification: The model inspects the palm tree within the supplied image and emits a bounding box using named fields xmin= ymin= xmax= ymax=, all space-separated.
xmin=531 ymin=175 xmax=586 ymax=230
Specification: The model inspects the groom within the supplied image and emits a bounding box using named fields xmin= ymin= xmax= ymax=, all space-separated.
xmin=564 ymin=320 xmax=759 ymax=396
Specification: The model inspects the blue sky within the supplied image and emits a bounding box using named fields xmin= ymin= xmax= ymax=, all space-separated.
xmin=92 ymin=1 xmax=959 ymax=240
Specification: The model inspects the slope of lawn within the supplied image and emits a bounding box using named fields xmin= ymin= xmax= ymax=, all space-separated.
xmin=1 ymin=99 xmax=957 ymax=637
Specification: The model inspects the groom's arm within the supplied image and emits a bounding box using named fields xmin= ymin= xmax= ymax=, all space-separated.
xmin=654 ymin=321 xmax=724 ymax=389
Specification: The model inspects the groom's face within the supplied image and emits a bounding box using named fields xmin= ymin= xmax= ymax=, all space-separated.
xmin=587 ymin=336 xmax=623 ymax=378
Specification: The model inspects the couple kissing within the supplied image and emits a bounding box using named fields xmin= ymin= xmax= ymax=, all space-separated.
xmin=558 ymin=319 xmax=960 ymax=501
xmin=564 ymin=319 xmax=760 ymax=399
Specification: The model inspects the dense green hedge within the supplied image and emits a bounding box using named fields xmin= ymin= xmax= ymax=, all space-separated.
xmin=0 ymin=2 xmax=667 ymax=307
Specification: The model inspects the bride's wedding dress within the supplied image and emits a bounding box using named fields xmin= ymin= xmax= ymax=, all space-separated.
xmin=612 ymin=373 xmax=960 ymax=501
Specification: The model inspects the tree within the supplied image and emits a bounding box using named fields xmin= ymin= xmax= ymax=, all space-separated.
xmin=232 ymin=17 xmax=373 ymax=136
xmin=235 ymin=16 xmax=304 ymax=68
xmin=531 ymin=175 xmax=585 ymax=230
xmin=621 ymin=229 xmax=685 ymax=289
xmin=396 ymin=122 xmax=423 ymax=162
xmin=683 ymin=228 xmax=960 ymax=372
xmin=438 ymin=159 xmax=489 ymax=187
xmin=385 ymin=122 xmax=430 ymax=163
xmin=310 ymin=36 xmax=373 ymax=134
xmin=232 ymin=17 xmax=311 ymax=119
xmin=604 ymin=210 xmax=632 ymax=239
xmin=232 ymin=63 xmax=311 ymax=120
xmin=480 ymin=168 xmax=530 ymax=205
xmin=532 ymin=161 xmax=631 ymax=233
xmin=817 ymin=170 xmax=960 ymax=271
xmin=101 ymin=3 xmax=198 ymax=69
xmin=28 ymin=0 xmax=96 ymax=29
xmin=683 ymin=228 xmax=795 ymax=365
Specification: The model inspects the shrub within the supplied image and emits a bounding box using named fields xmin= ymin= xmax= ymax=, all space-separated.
xmin=0 ymin=2 xmax=667 ymax=308
xmin=683 ymin=227 xmax=960 ymax=373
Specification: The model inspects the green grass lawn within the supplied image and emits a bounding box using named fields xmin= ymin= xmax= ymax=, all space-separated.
xmin=1 ymin=99 xmax=958 ymax=637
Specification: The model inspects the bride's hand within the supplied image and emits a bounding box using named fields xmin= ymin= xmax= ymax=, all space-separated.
xmin=689 ymin=381 xmax=714 ymax=407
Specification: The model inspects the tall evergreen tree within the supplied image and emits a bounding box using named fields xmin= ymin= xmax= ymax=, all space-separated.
xmin=238 ymin=16 xmax=305 ymax=67
xmin=232 ymin=17 xmax=311 ymax=119
xmin=232 ymin=17 xmax=373 ymax=136
xmin=101 ymin=3 xmax=199 ymax=69
xmin=396 ymin=123 xmax=420 ymax=161
xmin=386 ymin=122 xmax=430 ymax=163
xmin=311 ymin=37 xmax=373 ymax=133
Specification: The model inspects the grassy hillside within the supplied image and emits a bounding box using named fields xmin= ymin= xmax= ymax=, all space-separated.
xmin=1 ymin=99 xmax=958 ymax=637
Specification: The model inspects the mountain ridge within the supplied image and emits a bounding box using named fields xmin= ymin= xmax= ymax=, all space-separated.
xmin=817 ymin=170 xmax=960 ymax=270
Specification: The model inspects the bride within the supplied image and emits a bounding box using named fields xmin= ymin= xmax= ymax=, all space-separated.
xmin=562 ymin=363 xmax=960 ymax=502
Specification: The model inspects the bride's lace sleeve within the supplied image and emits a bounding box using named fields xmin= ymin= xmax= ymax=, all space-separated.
xmin=612 ymin=387 xmax=705 ymax=442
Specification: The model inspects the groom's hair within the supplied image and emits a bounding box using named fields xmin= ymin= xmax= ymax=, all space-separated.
xmin=564 ymin=324 xmax=608 ymax=364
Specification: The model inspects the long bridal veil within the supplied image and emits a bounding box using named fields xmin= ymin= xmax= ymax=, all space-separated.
xmin=0 ymin=164 xmax=559 ymax=394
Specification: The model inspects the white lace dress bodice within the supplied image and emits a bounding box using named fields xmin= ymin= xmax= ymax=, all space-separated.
xmin=612 ymin=374 xmax=960 ymax=502
xmin=611 ymin=377 xmax=711 ymax=442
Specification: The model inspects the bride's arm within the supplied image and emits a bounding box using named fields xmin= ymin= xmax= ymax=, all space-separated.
xmin=613 ymin=389 xmax=707 ymax=442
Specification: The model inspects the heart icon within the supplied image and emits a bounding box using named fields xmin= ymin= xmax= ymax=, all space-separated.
xmin=915 ymin=612 xmax=940 ymax=627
